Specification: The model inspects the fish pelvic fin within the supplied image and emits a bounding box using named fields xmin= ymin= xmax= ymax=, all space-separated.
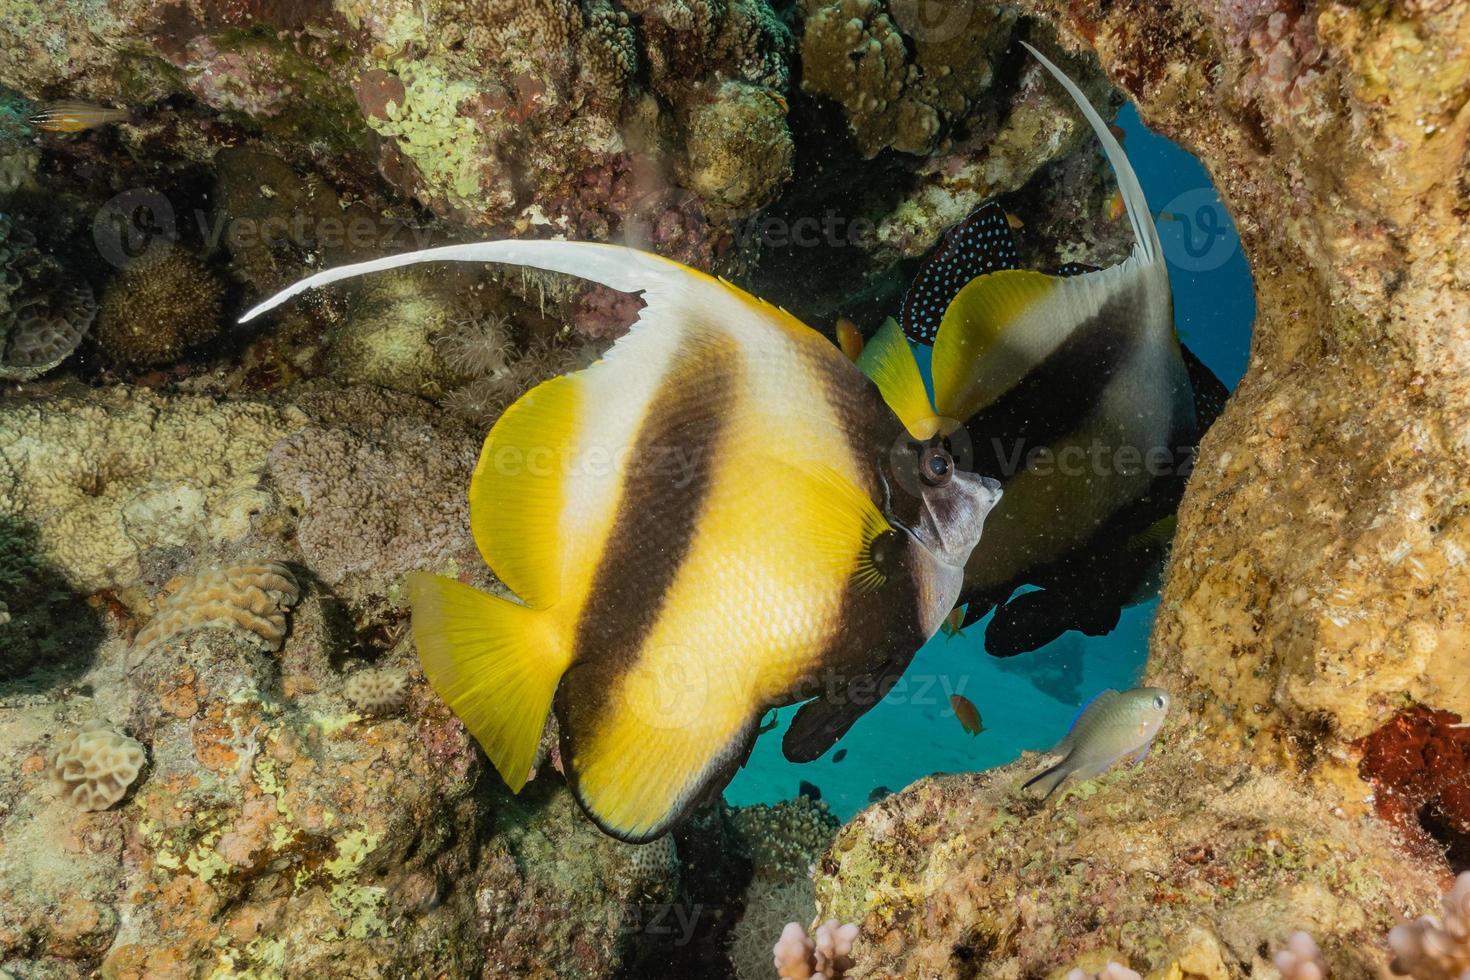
xmin=1021 ymin=41 xmax=1162 ymax=268
xmin=857 ymin=318 xmax=941 ymax=439
xmin=407 ymin=571 xmax=570 ymax=794
xmin=1022 ymin=750 xmax=1075 ymax=801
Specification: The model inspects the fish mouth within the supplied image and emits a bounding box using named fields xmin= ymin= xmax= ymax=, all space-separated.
xmin=916 ymin=469 xmax=1003 ymax=571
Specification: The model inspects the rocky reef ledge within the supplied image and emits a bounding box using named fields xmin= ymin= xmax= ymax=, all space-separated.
xmin=812 ymin=0 xmax=1470 ymax=974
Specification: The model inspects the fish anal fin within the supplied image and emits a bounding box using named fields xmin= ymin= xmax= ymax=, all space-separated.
xmin=407 ymin=571 xmax=569 ymax=793
xmin=470 ymin=373 xmax=580 ymax=607
xmin=558 ymin=661 xmax=762 ymax=843
xmin=856 ymin=319 xmax=940 ymax=440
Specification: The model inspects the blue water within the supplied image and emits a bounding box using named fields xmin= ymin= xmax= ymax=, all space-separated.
xmin=727 ymin=108 xmax=1255 ymax=818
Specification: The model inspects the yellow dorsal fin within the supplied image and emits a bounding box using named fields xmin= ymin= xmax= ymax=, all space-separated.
xmin=857 ymin=318 xmax=941 ymax=440
xmin=469 ymin=373 xmax=580 ymax=608
xmin=931 ymin=268 xmax=1073 ymax=423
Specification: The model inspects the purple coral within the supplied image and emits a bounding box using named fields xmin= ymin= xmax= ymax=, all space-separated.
xmin=773 ymin=920 xmax=859 ymax=979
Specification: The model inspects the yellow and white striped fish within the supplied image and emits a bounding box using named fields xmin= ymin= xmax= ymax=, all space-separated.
xmin=241 ymin=241 xmax=1003 ymax=842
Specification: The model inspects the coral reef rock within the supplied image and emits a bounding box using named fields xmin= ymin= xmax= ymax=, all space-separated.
xmin=0 ymin=387 xmax=305 ymax=592
xmin=813 ymin=723 xmax=1444 ymax=977
xmin=999 ymin=0 xmax=1470 ymax=872
xmin=265 ymin=387 xmax=480 ymax=591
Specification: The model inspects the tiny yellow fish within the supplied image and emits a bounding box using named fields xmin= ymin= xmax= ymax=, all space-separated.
xmin=940 ymin=605 xmax=966 ymax=639
xmin=834 ymin=316 xmax=864 ymax=361
xmin=950 ymin=694 xmax=983 ymax=735
xmin=1105 ymin=188 xmax=1126 ymax=222
xmin=30 ymin=100 xmax=129 ymax=134
xmin=1005 ymin=212 xmax=1025 ymax=230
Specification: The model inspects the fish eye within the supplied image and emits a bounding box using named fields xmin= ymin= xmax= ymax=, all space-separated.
xmin=920 ymin=446 xmax=953 ymax=487
xmin=1153 ymin=694 xmax=1167 ymax=710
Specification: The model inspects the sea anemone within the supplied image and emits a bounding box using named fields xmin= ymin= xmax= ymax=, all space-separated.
xmin=96 ymin=245 xmax=224 ymax=367
xmin=433 ymin=314 xmax=515 ymax=377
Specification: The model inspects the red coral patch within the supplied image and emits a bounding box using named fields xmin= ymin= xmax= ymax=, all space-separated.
xmin=1356 ymin=707 xmax=1470 ymax=873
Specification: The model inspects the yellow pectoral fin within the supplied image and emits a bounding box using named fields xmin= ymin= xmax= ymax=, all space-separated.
xmin=776 ymin=459 xmax=895 ymax=593
xmin=407 ymin=571 xmax=570 ymax=792
xmin=470 ymin=373 xmax=581 ymax=608
xmin=857 ymin=318 xmax=941 ymax=440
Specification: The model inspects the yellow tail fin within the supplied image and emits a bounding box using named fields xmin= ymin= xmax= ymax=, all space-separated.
xmin=407 ymin=571 xmax=570 ymax=792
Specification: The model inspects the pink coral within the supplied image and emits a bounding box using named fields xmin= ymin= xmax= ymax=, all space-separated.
xmin=1389 ymin=872 xmax=1470 ymax=980
xmin=1065 ymin=963 xmax=1143 ymax=980
xmin=1275 ymin=932 xmax=1328 ymax=980
xmin=774 ymin=920 xmax=858 ymax=979
xmin=1240 ymin=6 xmax=1328 ymax=122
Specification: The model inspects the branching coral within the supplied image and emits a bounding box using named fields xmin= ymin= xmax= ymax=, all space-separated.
xmin=774 ymin=919 xmax=858 ymax=979
xmin=1389 ymin=873 xmax=1470 ymax=980
xmin=730 ymin=879 xmax=820 ymax=980
xmin=96 ymin=245 xmax=223 ymax=367
xmin=49 ymin=721 xmax=147 ymax=812
xmin=130 ymin=561 xmax=300 ymax=661
xmin=1274 ymin=932 xmax=1327 ymax=980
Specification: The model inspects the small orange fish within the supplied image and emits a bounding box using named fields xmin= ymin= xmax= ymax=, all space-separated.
xmin=1108 ymin=123 xmax=1127 ymax=143
xmin=1156 ymin=210 xmax=1180 ymax=223
xmin=1105 ymin=189 xmax=1126 ymax=222
xmin=950 ymin=694 xmax=983 ymax=735
xmin=30 ymin=100 xmax=129 ymax=134
xmin=940 ymin=606 xmax=966 ymax=639
xmin=835 ymin=316 xmax=864 ymax=362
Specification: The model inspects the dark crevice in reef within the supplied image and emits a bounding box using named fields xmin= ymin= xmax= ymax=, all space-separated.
xmin=0 ymin=515 xmax=105 ymax=691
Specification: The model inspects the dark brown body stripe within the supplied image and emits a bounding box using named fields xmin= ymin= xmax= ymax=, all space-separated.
xmin=962 ymin=279 xmax=1155 ymax=480
xmin=781 ymin=341 xmax=928 ymax=763
xmin=556 ymin=336 xmax=741 ymax=754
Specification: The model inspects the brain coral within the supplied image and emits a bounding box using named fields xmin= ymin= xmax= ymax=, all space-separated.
xmin=49 ymin=721 xmax=147 ymax=812
xmin=96 ymin=245 xmax=224 ymax=367
xmin=0 ymin=387 xmax=306 ymax=591
xmin=130 ymin=561 xmax=301 ymax=662
xmin=344 ymin=668 xmax=409 ymax=715
xmin=0 ymin=214 xmax=95 ymax=381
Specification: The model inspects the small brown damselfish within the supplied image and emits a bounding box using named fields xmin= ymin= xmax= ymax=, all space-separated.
xmin=241 ymin=241 xmax=1003 ymax=843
